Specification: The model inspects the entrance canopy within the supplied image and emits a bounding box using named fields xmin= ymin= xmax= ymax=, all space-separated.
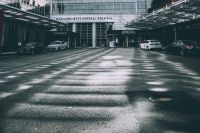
xmin=126 ymin=0 xmax=200 ymax=30
xmin=0 ymin=3 xmax=66 ymax=28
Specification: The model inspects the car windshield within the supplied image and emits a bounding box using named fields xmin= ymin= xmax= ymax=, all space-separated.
xmin=51 ymin=41 xmax=60 ymax=44
xmin=150 ymin=40 xmax=159 ymax=43
xmin=25 ymin=43 xmax=36 ymax=47
xmin=182 ymin=40 xmax=197 ymax=46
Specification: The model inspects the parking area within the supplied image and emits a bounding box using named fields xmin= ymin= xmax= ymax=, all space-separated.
xmin=1 ymin=48 xmax=200 ymax=132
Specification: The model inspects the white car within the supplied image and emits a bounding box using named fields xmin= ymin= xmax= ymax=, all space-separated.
xmin=140 ymin=40 xmax=163 ymax=50
xmin=47 ymin=41 xmax=68 ymax=51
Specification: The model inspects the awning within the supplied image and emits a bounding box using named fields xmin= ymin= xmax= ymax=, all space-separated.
xmin=126 ymin=0 xmax=200 ymax=30
xmin=0 ymin=3 xmax=66 ymax=28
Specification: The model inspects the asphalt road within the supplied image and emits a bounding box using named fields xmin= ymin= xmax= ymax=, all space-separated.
xmin=0 ymin=48 xmax=200 ymax=133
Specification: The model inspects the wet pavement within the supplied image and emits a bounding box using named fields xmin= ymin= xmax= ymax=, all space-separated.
xmin=0 ymin=48 xmax=200 ymax=133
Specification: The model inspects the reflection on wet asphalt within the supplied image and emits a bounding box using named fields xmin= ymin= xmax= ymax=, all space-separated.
xmin=0 ymin=48 xmax=200 ymax=132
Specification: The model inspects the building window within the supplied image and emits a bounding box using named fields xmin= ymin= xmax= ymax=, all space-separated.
xmin=52 ymin=1 xmax=147 ymax=15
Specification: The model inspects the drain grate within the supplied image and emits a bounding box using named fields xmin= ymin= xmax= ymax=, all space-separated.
xmin=149 ymin=96 xmax=175 ymax=102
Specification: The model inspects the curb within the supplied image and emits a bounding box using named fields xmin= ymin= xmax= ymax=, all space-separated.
xmin=0 ymin=52 xmax=16 ymax=56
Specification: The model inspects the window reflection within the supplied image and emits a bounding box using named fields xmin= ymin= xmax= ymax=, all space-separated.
xmin=52 ymin=0 xmax=147 ymax=15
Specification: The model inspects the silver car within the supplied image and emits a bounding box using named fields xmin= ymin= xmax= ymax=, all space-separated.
xmin=140 ymin=40 xmax=163 ymax=50
xmin=47 ymin=41 xmax=68 ymax=51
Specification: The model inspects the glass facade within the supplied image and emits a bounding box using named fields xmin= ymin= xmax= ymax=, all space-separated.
xmin=76 ymin=23 xmax=92 ymax=47
xmin=96 ymin=23 xmax=107 ymax=47
xmin=52 ymin=0 xmax=147 ymax=15
xmin=51 ymin=0 xmax=150 ymax=47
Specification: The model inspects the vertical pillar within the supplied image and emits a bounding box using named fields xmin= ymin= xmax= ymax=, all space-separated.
xmin=126 ymin=35 xmax=129 ymax=47
xmin=135 ymin=0 xmax=138 ymax=13
xmin=72 ymin=23 xmax=77 ymax=48
xmin=0 ymin=10 xmax=4 ymax=51
xmin=23 ymin=25 xmax=27 ymax=46
xmin=50 ymin=0 xmax=53 ymax=17
xmin=68 ymin=36 xmax=70 ymax=48
xmin=174 ymin=26 xmax=177 ymax=41
xmin=92 ymin=23 xmax=96 ymax=48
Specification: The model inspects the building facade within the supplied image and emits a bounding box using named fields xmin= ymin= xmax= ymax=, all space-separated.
xmin=50 ymin=0 xmax=152 ymax=47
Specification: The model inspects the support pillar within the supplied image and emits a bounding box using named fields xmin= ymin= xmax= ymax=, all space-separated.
xmin=0 ymin=10 xmax=4 ymax=51
xmin=50 ymin=0 xmax=53 ymax=17
xmin=92 ymin=23 xmax=96 ymax=48
xmin=67 ymin=36 xmax=70 ymax=48
xmin=23 ymin=25 xmax=27 ymax=46
xmin=72 ymin=23 xmax=77 ymax=48
xmin=126 ymin=35 xmax=129 ymax=47
xmin=174 ymin=26 xmax=177 ymax=41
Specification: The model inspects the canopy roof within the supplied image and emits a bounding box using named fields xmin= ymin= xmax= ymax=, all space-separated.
xmin=126 ymin=0 xmax=200 ymax=30
xmin=0 ymin=3 xmax=66 ymax=28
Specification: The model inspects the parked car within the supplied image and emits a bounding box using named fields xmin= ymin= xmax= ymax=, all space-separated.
xmin=196 ymin=43 xmax=200 ymax=55
xmin=16 ymin=47 xmax=24 ymax=55
xmin=165 ymin=40 xmax=198 ymax=56
xmin=46 ymin=41 xmax=68 ymax=51
xmin=17 ymin=42 xmax=44 ymax=55
xmin=140 ymin=40 xmax=163 ymax=50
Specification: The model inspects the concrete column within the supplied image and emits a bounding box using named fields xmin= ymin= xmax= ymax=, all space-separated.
xmin=72 ymin=23 xmax=77 ymax=33
xmin=0 ymin=10 xmax=4 ymax=49
xmin=92 ymin=23 xmax=96 ymax=48
xmin=174 ymin=26 xmax=177 ymax=41
xmin=135 ymin=0 xmax=138 ymax=13
xmin=67 ymin=36 xmax=70 ymax=48
xmin=50 ymin=0 xmax=53 ymax=17
xmin=126 ymin=35 xmax=129 ymax=47
xmin=23 ymin=25 xmax=27 ymax=46
xmin=72 ymin=23 xmax=77 ymax=48
xmin=1 ymin=24 xmax=4 ymax=48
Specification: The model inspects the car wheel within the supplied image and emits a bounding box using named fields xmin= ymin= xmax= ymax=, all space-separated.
xmin=31 ymin=50 xmax=35 ymax=55
xmin=180 ymin=49 xmax=185 ymax=56
xmin=166 ymin=48 xmax=173 ymax=55
xmin=165 ymin=48 xmax=169 ymax=54
xmin=147 ymin=46 xmax=150 ymax=50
